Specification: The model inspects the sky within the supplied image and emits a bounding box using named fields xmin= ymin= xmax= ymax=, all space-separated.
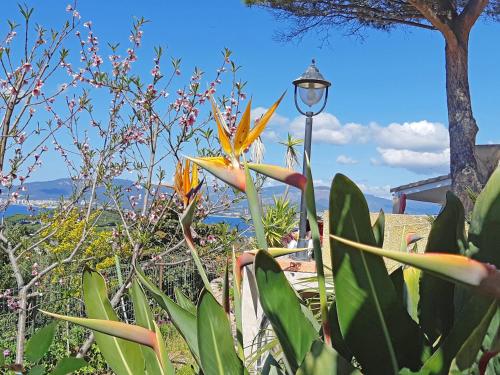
xmin=3 ymin=0 xmax=500 ymax=198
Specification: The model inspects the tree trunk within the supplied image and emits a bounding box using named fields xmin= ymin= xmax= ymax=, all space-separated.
xmin=15 ymin=288 xmax=28 ymax=365
xmin=445 ymin=32 xmax=481 ymax=212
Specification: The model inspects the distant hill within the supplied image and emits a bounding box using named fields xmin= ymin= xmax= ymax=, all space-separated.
xmin=13 ymin=178 xmax=441 ymax=215
xmin=248 ymin=185 xmax=440 ymax=215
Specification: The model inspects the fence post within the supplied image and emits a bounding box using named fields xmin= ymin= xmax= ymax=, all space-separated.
xmin=159 ymin=264 xmax=164 ymax=290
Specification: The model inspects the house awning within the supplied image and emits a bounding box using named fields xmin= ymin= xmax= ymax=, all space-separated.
xmin=390 ymin=174 xmax=451 ymax=204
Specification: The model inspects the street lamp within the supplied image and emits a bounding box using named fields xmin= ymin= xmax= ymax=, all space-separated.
xmin=293 ymin=59 xmax=331 ymax=253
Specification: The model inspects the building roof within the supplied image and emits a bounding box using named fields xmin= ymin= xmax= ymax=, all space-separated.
xmin=390 ymin=174 xmax=450 ymax=193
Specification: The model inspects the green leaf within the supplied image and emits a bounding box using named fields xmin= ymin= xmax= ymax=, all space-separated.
xmin=181 ymin=196 xmax=212 ymax=292
xmin=28 ymin=365 xmax=45 ymax=375
xmin=327 ymin=302 xmax=353 ymax=361
xmin=232 ymin=248 xmax=244 ymax=359
xmin=261 ymin=354 xmax=284 ymax=375
xmin=50 ymin=357 xmax=88 ymax=375
xmin=254 ymin=250 xmax=318 ymax=373
xmin=419 ymin=192 xmax=465 ymax=343
xmin=455 ymin=302 xmax=498 ymax=370
xmin=403 ymin=267 xmax=421 ymax=323
xmin=329 ymin=174 xmax=425 ymax=374
xmin=390 ymin=267 xmax=405 ymax=305
xmin=0 ymin=351 xmax=4 ymax=366
xmin=197 ymin=290 xmax=247 ymax=375
xmin=469 ymin=167 xmax=500 ymax=266
xmin=296 ymin=340 xmax=357 ymax=375
xmin=135 ymin=264 xmax=201 ymax=366
xmin=82 ymin=268 xmax=146 ymax=375
xmin=244 ymin=163 xmax=267 ymax=250
xmin=222 ymin=258 xmax=230 ymax=315
xmin=372 ymin=209 xmax=385 ymax=248
xmin=304 ymin=153 xmax=329 ymax=343
xmin=174 ymin=287 xmax=197 ymax=316
xmin=419 ymin=296 xmax=497 ymax=375
xmin=130 ymin=280 xmax=174 ymax=375
xmin=25 ymin=322 xmax=57 ymax=363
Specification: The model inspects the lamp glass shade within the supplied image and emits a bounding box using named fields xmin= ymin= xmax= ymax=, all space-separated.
xmin=299 ymin=84 xmax=325 ymax=107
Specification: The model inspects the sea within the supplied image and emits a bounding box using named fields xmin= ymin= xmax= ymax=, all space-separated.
xmin=2 ymin=205 xmax=251 ymax=233
xmin=203 ymin=215 xmax=250 ymax=232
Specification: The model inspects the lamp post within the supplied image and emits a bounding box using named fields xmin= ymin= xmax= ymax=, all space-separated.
xmin=293 ymin=59 xmax=331 ymax=253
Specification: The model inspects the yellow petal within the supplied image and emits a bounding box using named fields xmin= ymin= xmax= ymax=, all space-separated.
xmin=191 ymin=162 xmax=199 ymax=189
xmin=234 ymin=98 xmax=252 ymax=157
xmin=243 ymin=92 xmax=285 ymax=150
xmin=187 ymin=156 xmax=246 ymax=192
xmin=210 ymin=96 xmax=233 ymax=156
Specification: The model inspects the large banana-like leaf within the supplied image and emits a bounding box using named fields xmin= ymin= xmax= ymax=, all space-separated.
xmin=329 ymin=235 xmax=499 ymax=297
xmin=244 ymin=163 xmax=267 ymax=250
xmin=135 ymin=264 xmax=201 ymax=367
xmin=39 ymin=311 xmax=155 ymax=366
xmin=197 ymin=290 xmax=247 ymax=374
xmin=174 ymin=287 xmax=197 ymax=316
xmin=232 ymin=247 xmax=244 ymax=359
xmin=261 ymin=354 xmax=285 ymax=375
xmin=469 ymin=167 xmax=500 ymax=267
xmin=303 ymin=153 xmax=330 ymax=344
xmin=254 ymin=250 xmax=319 ymax=373
xmin=419 ymin=192 xmax=465 ymax=343
xmin=82 ymin=268 xmax=146 ymax=375
xmin=372 ymin=209 xmax=385 ymax=248
xmin=327 ymin=302 xmax=354 ymax=361
xmin=417 ymin=296 xmax=497 ymax=375
xmin=296 ymin=340 xmax=359 ymax=375
xmin=130 ymin=280 xmax=174 ymax=375
xmin=329 ymin=174 xmax=426 ymax=374
xmin=180 ymin=196 xmax=212 ymax=292
xmin=403 ymin=267 xmax=421 ymax=323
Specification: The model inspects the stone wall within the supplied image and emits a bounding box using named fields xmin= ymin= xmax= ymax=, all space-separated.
xmin=321 ymin=211 xmax=433 ymax=273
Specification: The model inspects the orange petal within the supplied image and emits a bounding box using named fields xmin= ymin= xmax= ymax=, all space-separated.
xmin=234 ymin=99 xmax=252 ymax=157
xmin=248 ymin=163 xmax=307 ymax=191
xmin=210 ymin=96 xmax=233 ymax=156
xmin=183 ymin=159 xmax=190 ymax=197
xmin=174 ymin=162 xmax=184 ymax=198
xmin=187 ymin=156 xmax=246 ymax=192
xmin=243 ymin=92 xmax=285 ymax=150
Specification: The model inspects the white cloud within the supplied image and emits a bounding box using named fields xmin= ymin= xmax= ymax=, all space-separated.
xmin=371 ymin=120 xmax=448 ymax=152
xmin=251 ymin=107 xmax=289 ymax=127
xmin=376 ymin=147 xmax=450 ymax=174
xmin=261 ymin=130 xmax=279 ymax=141
xmin=356 ymin=183 xmax=392 ymax=199
xmin=290 ymin=113 xmax=370 ymax=145
xmin=313 ymin=179 xmax=329 ymax=186
xmin=336 ymin=154 xmax=358 ymax=165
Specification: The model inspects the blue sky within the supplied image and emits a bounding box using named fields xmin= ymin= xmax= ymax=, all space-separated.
xmin=3 ymin=1 xmax=500 ymax=198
